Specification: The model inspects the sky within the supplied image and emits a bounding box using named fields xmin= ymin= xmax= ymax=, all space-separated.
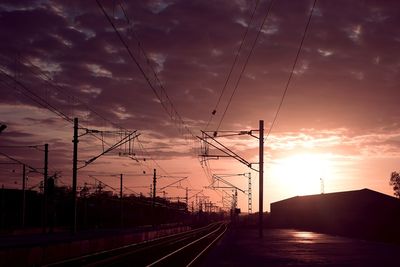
xmin=0 ymin=0 xmax=400 ymax=212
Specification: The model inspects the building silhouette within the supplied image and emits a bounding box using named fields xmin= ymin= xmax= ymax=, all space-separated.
xmin=270 ymin=188 xmax=400 ymax=242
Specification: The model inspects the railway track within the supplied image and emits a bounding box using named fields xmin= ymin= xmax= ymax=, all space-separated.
xmin=44 ymin=221 xmax=228 ymax=267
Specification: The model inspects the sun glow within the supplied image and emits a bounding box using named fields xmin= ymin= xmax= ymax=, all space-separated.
xmin=271 ymin=153 xmax=334 ymax=196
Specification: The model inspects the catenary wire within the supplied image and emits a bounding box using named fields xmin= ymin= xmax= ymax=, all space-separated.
xmin=265 ymin=0 xmax=317 ymax=140
xmin=215 ymin=0 xmax=276 ymax=133
xmin=205 ymin=0 xmax=260 ymax=130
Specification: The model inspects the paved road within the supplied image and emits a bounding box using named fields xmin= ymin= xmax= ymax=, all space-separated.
xmin=201 ymin=227 xmax=400 ymax=266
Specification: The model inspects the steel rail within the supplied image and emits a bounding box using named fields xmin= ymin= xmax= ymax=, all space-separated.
xmin=186 ymin=223 xmax=228 ymax=266
xmin=44 ymin=222 xmax=221 ymax=267
xmin=146 ymin=222 xmax=228 ymax=267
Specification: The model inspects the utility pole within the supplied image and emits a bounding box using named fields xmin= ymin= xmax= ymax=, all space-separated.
xmin=197 ymin=122 xmax=263 ymax=218
xmin=248 ymin=172 xmax=252 ymax=214
xmin=186 ymin=187 xmax=188 ymax=211
xmin=152 ymin=169 xmax=157 ymax=227
xmin=259 ymin=120 xmax=264 ymax=238
xmin=22 ymin=164 xmax=26 ymax=228
xmin=72 ymin=117 xmax=78 ymax=233
xmin=43 ymin=143 xmax=48 ymax=234
xmin=152 ymin=169 xmax=156 ymax=207
xmin=1 ymin=185 xmax=4 ymax=230
xmin=120 ymin=173 xmax=123 ymax=228
xmin=196 ymin=195 xmax=198 ymax=212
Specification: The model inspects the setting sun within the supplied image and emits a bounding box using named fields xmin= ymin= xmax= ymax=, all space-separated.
xmin=271 ymin=153 xmax=334 ymax=196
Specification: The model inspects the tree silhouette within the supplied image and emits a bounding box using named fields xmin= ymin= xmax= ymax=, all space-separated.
xmin=389 ymin=171 xmax=400 ymax=198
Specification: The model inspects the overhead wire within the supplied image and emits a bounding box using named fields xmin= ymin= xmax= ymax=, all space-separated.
xmin=136 ymin=136 xmax=169 ymax=175
xmin=0 ymin=52 xmax=172 ymax=193
xmin=20 ymin=55 xmax=124 ymax=130
xmin=265 ymin=0 xmax=317 ymax=140
xmin=0 ymin=71 xmax=126 ymax=170
xmin=215 ymin=0 xmax=276 ymax=133
xmin=201 ymin=0 xmax=274 ymax=186
xmin=205 ymin=0 xmax=261 ymax=130
xmin=1 ymin=54 xmax=167 ymax=175
xmin=96 ymin=0 xmax=200 ymax=179
xmin=0 ymin=54 xmax=124 ymax=131
xmin=96 ymin=0 xmax=195 ymax=140
xmin=0 ymin=69 xmax=73 ymax=124
xmin=0 ymin=151 xmax=43 ymax=174
xmin=90 ymin=176 xmax=119 ymax=193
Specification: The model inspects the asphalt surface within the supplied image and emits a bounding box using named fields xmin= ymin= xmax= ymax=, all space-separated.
xmin=200 ymin=227 xmax=400 ymax=266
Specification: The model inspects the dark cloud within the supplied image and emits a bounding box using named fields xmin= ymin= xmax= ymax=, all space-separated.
xmin=1 ymin=0 xmax=400 ymax=199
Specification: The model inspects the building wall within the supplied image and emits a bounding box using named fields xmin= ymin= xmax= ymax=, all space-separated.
xmin=270 ymin=189 xmax=400 ymax=242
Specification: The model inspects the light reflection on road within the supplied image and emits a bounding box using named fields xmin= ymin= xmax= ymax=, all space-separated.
xmin=291 ymin=231 xmax=317 ymax=243
xmin=201 ymin=228 xmax=400 ymax=266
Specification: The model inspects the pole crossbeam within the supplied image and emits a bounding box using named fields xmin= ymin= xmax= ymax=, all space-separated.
xmin=197 ymin=131 xmax=258 ymax=172
xmin=164 ymin=196 xmax=184 ymax=200
xmin=213 ymin=172 xmax=252 ymax=214
xmin=200 ymin=120 xmax=263 ymax=235
xmin=208 ymin=186 xmax=238 ymax=210
xmin=158 ymin=175 xmax=188 ymax=179
xmin=88 ymin=175 xmax=119 ymax=192
xmin=80 ymin=128 xmax=134 ymax=135
xmin=202 ymin=130 xmax=259 ymax=139
xmin=0 ymin=151 xmax=43 ymax=174
xmin=188 ymin=190 xmax=203 ymax=200
xmin=213 ymin=173 xmax=247 ymax=177
xmin=159 ymin=177 xmax=187 ymax=191
xmin=211 ymin=175 xmax=245 ymax=194
xmin=79 ymin=131 xmax=140 ymax=169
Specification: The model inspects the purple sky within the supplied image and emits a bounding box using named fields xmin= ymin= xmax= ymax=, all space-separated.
xmin=1 ymin=0 xmax=400 ymax=211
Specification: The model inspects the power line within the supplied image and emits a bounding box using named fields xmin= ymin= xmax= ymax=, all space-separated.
xmin=0 ymin=55 xmax=127 ymax=140
xmin=0 ymin=71 xmax=133 ymax=169
xmin=0 ymin=145 xmax=45 ymax=149
xmin=0 ymin=69 xmax=73 ymax=124
xmin=205 ymin=0 xmax=260 ymax=130
xmin=96 ymin=0 xmax=199 ymax=178
xmin=136 ymin=136 xmax=169 ymax=175
xmin=0 ymin=55 xmax=166 ymax=174
xmin=0 ymin=54 xmax=123 ymax=131
xmin=96 ymin=0 xmax=195 ymax=141
xmin=16 ymin=55 xmax=169 ymax=174
xmin=90 ymin=176 xmax=119 ymax=193
xmin=201 ymin=0 xmax=274 ymax=187
xmin=266 ymin=0 xmax=317 ymax=140
xmin=215 ymin=0 xmax=276 ymax=133
xmin=21 ymin=56 xmax=123 ymax=130
xmin=0 ymin=151 xmax=43 ymax=175
xmin=103 ymin=2 xmax=206 ymax=179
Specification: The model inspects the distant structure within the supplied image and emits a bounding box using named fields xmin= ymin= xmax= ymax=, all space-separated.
xmin=320 ymin=178 xmax=324 ymax=194
xmin=270 ymin=189 xmax=400 ymax=243
xmin=0 ymin=124 xmax=6 ymax=134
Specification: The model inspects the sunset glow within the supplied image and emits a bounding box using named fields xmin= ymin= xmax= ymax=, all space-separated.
xmin=271 ymin=153 xmax=333 ymax=196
